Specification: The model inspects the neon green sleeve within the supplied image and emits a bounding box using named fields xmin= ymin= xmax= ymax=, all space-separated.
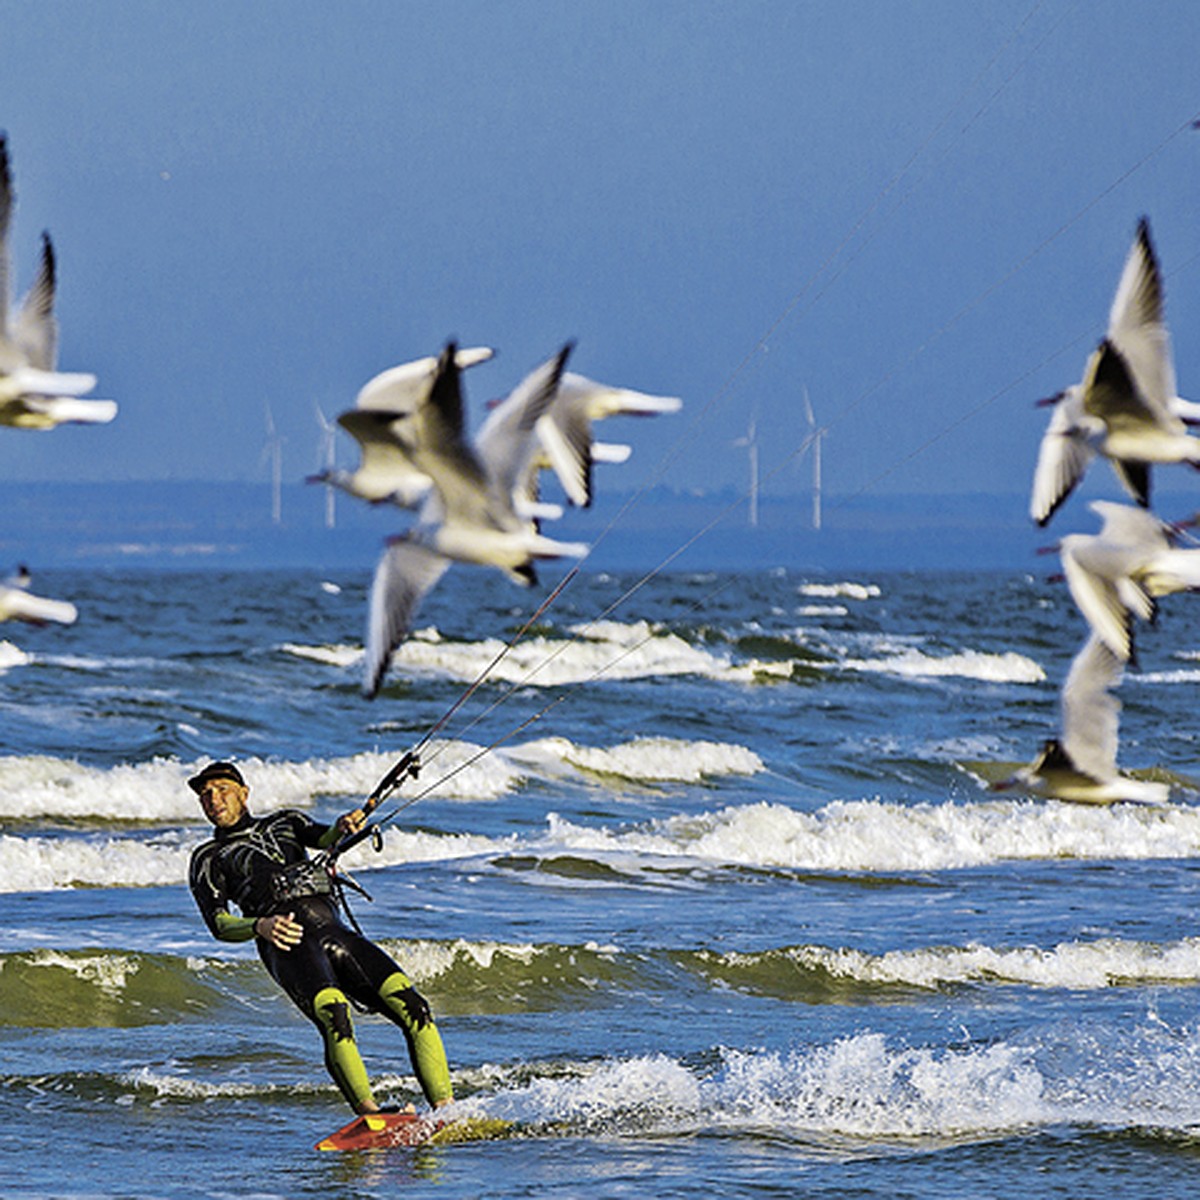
xmin=214 ymin=911 xmax=259 ymax=942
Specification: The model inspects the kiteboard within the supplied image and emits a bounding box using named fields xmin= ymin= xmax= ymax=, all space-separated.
xmin=315 ymin=1109 xmax=511 ymax=1151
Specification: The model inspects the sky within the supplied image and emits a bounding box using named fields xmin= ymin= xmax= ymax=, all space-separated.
xmin=2 ymin=1 xmax=1199 ymax=530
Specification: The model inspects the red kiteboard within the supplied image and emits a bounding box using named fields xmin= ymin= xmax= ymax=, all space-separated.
xmin=316 ymin=1110 xmax=443 ymax=1151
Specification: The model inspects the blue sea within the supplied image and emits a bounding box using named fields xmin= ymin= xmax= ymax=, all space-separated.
xmin=5 ymin=562 xmax=1200 ymax=1198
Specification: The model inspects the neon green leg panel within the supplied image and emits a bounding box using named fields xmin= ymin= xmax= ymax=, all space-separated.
xmin=378 ymin=970 xmax=453 ymax=1106
xmin=313 ymin=986 xmax=374 ymax=1112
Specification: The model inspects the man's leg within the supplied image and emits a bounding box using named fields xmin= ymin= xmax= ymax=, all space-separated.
xmin=377 ymin=971 xmax=453 ymax=1107
xmin=313 ymin=985 xmax=378 ymax=1113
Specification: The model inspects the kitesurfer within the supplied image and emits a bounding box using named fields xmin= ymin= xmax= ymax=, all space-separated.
xmin=186 ymin=760 xmax=453 ymax=1115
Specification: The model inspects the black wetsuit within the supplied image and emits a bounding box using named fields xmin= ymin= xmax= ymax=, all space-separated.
xmin=189 ymin=809 xmax=452 ymax=1110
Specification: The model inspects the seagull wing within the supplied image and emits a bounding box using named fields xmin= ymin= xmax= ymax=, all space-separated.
xmin=13 ymin=232 xmax=57 ymax=370
xmin=476 ymin=343 xmax=572 ymax=504
xmin=402 ymin=343 xmax=498 ymax=528
xmin=1060 ymin=634 xmax=1123 ymax=781
xmin=355 ymin=346 xmax=495 ymax=413
xmin=559 ymin=373 xmax=683 ymax=419
xmin=536 ymin=392 xmax=595 ymax=508
xmin=1107 ymin=217 xmax=1177 ymax=421
xmin=0 ymin=134 xmax=11 ymax=341
xmin=1029 ymin=388 xmax=1095 ymax=525
xmin=1060 ymin=536 xmax=1136 ymax=662
xmin=1082 ymin=339 xmax=1165 ymax=436
xmin=362 ymin=539 xmax=450 ymax=698
xmin=1089 ymin=500 xmax=1169 ymax=551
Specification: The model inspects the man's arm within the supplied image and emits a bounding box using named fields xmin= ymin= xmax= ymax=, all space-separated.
xmin=189 ymin=844 xmax=256 ymax=942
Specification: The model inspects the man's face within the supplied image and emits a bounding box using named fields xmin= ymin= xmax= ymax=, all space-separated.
xmin=198 ymin=778 xmax=248 ymax=828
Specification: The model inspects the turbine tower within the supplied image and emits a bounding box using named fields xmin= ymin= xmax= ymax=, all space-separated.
xmin=315 ymin=403 xmax=336 ymax=530
xmin=803 ymin=387 xmax=824 ymax=531
xmin=733 ymin=415 xmax=759 ymax=528
xmin=263 ymin=404 xmax=284 ymax=525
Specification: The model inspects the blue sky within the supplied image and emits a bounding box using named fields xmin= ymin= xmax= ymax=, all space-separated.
xmin=2 ymin=1 xmax=1198 ymax=524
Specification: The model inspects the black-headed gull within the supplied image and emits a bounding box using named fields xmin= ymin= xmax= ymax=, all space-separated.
xmin=1030 ymin=217 xmax=1199 ymax=525
xmin=1057 ymin=499 xmax=1200 ymax=663
xmin=307 ymin=409 xmax=434 ymax=508
xmin=999 ymin=634 xmax=1167 ymax=803
xmin=0 ymin=136 xmax=116 ymax=429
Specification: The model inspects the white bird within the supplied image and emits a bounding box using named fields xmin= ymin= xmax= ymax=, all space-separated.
xmin=1030 ymin=217 xmax=1199 ymax=525
xmin=0 ymin=567 xmax=77 ymax=626
xmin=999 ymin=634 xmax=1168 ymax=804
xmin=1057 ymin=500 xmax=1200 ymax=663
xmin=533 ymin=372 xmax=682 ymax=507
xmin=361 ymin=343 xmax=587 ymax=697
xmin=307 ymin=408 xmax=434 ymax=508
xmin=0 ymin=136 xmax=116 ymax=429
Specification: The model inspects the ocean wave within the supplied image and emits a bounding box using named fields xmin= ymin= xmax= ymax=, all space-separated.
xmin=283 ymin=620 xmax=780 ymax=686
xmin=456 ymin=1022 xmax=1200 ymax=1140
xmin=679 ymin=937 xmax=1200 ymax=997
xmin=542 ymin=798 xmax=1200 ymax=872
xmin=9 ymin=791 xmax=1200 ymax=892
xmin=0 ymin=734 xmax=761 ymax=825
xmin=796 ymin=604 xmax=849 ymax=618
xmin=13 ymin=1024 xmax=1200 ymax=1141
xmin=835 ymin=647 xmax=1045 ymax=684
xmin=506 ymin=736 xmax=763 ymax=783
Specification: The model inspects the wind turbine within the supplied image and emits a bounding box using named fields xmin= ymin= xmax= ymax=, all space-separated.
xmin=733 ymin=414 xmax=759 ymax=528
xmin=315 ymin=403 xmax=336 ymax=529
xmin=802 ymin=387 xmax=825 ymax=531
xmin=263 ymin=403 xmax=285 ymax=525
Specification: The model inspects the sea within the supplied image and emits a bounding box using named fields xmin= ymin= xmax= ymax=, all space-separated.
xmin=4 ymin=561 xmax=1200 ymax=1198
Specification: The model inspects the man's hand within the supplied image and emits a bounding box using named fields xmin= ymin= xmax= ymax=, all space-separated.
xmin=255 ymin=911 xmax=303 ymax=950
xmin=335 ymin=807 xmax=367 ymax=837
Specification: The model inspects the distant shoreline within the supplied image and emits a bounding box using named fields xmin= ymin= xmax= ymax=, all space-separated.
xmin=0 ymin=479 xmax=1173 ymax=572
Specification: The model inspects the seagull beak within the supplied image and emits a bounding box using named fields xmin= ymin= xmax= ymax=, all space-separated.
xmin=1035 ymin=391 xmax=1065 ymax=408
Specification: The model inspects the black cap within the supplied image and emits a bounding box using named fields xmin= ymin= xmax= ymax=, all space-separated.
xmin=188 ymin=761 xmax=246 ymax=794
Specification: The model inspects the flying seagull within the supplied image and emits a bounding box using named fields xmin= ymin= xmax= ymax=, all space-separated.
xmin=0 ymin=135 xmax=116 ymax=429
xmin=1057 ymin=499 xmax=1200 ymax=664
xmin=997 ymin=633 xmax=1168 ymax=804
xmin=1030 ymin=217 xmax=1199 ymax=525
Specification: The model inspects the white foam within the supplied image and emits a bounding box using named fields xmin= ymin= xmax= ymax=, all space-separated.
xmin=280 ymin=642 xmax=360 ymax=668
xmin=461 ymin=1035 xmax=1045 ymax=1138
xmin=836 ymin=648 xmax=1045 ymax=684
xmin=698 ymin=937 xmax=1200 ymax=990
xmin=283 ymin=619 xmax=780 ymax=687
xmin=0 ymin=823 xmax=511 ymax=894
xmin=798 ymin=582 xmax=881 ymax=600
xmin=0 ymin=733 xmax=757 ymax=823
xmin=541 ymin=798 xmax=1200 ymax=872
xmin=507 ymin=736 xmax=763 ymax=783
xmin=12 ymin=787 xmax=1200 ymax=893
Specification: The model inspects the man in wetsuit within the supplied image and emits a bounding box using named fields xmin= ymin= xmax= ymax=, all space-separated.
xmin=186 ymin=760 xmax=453 ymax=1115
